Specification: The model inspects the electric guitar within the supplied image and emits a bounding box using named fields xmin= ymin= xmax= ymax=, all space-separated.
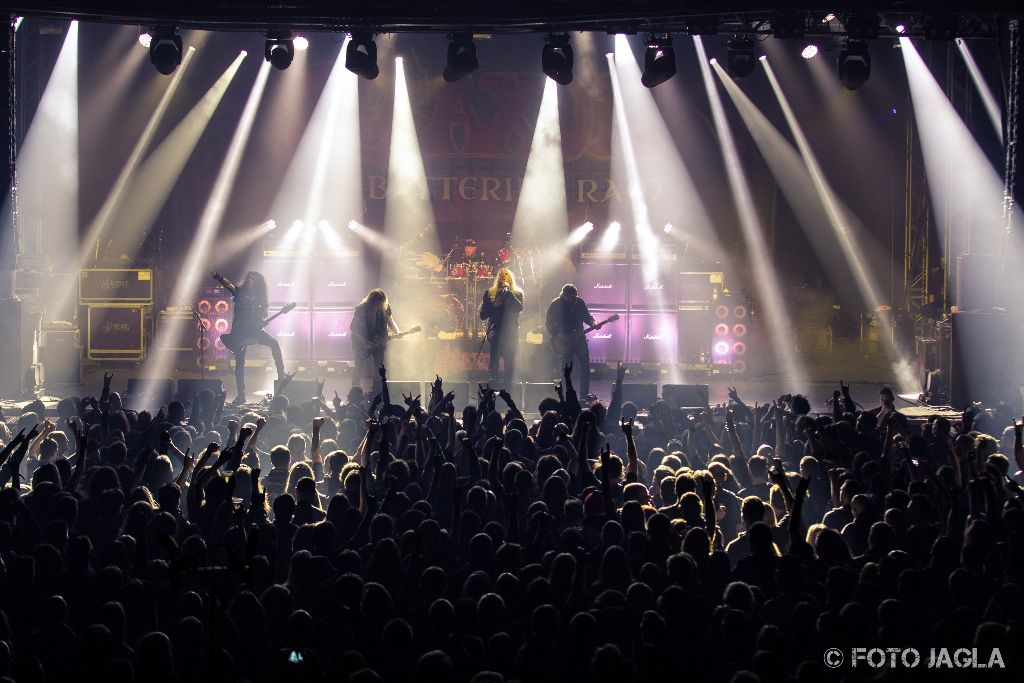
xmin=360 ymin=326 xmax=422 ymax=354
xmin=550 ymin=314 xmax=620 ymax=354
xmin=220 ymin=303 xmax=297 ymax=353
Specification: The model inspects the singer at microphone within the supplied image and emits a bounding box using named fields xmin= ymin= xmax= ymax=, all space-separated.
xmin=479 ymin=268 xmax=524 ymax=388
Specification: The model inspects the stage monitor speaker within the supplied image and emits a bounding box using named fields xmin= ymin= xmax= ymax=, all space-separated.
xmin=126 ymin=378 xmax=174 ymax=411
xmin=662 ymin=384 xmax=709 ymax=409
xmin=521 ymin=382 xmax=560 ymax=414
xmin=949 ymin=311 xmax=1021 ymax=410
xmin=274 ymin=379 xmax=321 ymax=405
xmin=621 ymin=383 xmax=658 ymax=409
xmin=176 ymin=378 xmax=224 ymax=403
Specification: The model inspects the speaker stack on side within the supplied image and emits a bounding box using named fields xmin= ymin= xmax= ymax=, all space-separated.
xmin=710 ymin=295 xmax=752 ymax=376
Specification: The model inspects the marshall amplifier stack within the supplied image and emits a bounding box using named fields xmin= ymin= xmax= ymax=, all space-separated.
xmin=576 ymin=236 xmax=741 ymax=371
xmin=79 ymin=268 xmax=152 ymax=361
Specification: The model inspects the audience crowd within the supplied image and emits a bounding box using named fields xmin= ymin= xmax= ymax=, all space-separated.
xmin=0 ymin=364 xmax=1022 ymax=682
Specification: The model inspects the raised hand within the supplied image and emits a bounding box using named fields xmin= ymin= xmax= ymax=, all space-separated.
xmin=444 ymin=391 xmax=456 ymax=405
xmin=620 ymin=416 xmax=634 ymax=437
xmin=103 ymin=371 xmax=114 ymax=387
xmin=403 ymin=393 xmax=421 ymax=408
xmin=378 ymin=364 xmax=387 ymax=379
xmin=478 ymin=383 xmax=494 ymax=401
xmin=728 ymin=386 xmax=740 ymax=403
xmin=313 ymin=416 xmax=325 ymax=430
xmin=563 ymin=361 xmax=573 ymax=377
xmin=498 ymin=389 xmax=513 ymax=405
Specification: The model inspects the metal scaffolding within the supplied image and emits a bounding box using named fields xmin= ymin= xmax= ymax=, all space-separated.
xmin=1004 ymin=19 xmax=1020 ymax=234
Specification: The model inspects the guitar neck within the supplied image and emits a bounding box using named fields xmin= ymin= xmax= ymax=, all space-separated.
xmin=582 ymin=316 xmax=617 ymax=335
xmin=260 ymin=307 xmax=292 ymax=329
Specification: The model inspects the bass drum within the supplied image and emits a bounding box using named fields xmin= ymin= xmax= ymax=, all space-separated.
xmin=425 ymin=294 xmax=465 ymax=335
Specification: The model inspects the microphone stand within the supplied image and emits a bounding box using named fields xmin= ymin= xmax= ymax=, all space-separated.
xmin=192 ymin=305 xmax=209 ymax=381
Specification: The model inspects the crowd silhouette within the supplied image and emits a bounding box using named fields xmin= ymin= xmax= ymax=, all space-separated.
xmin=0 ymin=363 xmax=1021 ymax=682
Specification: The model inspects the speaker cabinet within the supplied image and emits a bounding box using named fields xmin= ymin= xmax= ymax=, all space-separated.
xmin=662 ymin=384 xmax=710 ymax=409
xmin=949 ymin=311 xmax=1022 ymax=410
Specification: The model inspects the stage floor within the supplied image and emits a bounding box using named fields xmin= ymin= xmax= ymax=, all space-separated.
xmin=3 ymin=374 xmax=904 ymax=417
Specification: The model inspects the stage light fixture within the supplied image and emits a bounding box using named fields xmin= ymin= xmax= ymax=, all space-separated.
xmin=726 ymin=36 xmax=756 ymax=79
xmin=895 ymin=24 xmax=907 ymax=34
xmin=149 ymin=26 xmax=183 ymax=75
xmin=924 ymin=15 xmax=959 ymax=41
xmin=265 ymin=31 xmax=294 ymax=70
xmin=837 ymin=40 xmax=871 ymax=90
xmin=641 ymin=34 xmax=676 ymax=88
xmin=542 ymin=33 xmax=573 ymax=85
xmin=138 ymin=31 xmax=152 ymax=48
xmin=801 ymin=44 xmax=819 ymax=59
xmin=772 ymin=13 xmax=806 ymax=39
xmin=663 ymin=223 xmax=674 ymax=234
xmin=443 ymin=32 xmax=478 ymax=82
xmin=294 ymin=36 xmax=309 ymax=51
xmin=346 ymin=32 xmax=379 ymax=80
xmin=845 ymin=12 xmax=881 ymax=40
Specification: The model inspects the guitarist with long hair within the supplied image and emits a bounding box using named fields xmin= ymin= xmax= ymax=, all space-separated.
xmin=212 ymin=270 xmax=288 ymax=404
xmin=545 ymin=284 xmax=602 ymax=398
xmin=350 ymin=288 xmax=402 ymax=395
xmin=479 ymin=268 xmax=524 ymax=388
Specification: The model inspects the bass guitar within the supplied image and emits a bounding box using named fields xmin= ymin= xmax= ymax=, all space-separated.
xmin=220 ymin=302 xmax=297 ymax=353
xmin=550 ymin=314 xmax=620 ymax=354
xmin=359 ymin=325 xmax=422 ymax=354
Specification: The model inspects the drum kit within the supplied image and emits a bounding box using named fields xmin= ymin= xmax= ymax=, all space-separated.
xmin=404 ymin=236 xmax=535 ymax=337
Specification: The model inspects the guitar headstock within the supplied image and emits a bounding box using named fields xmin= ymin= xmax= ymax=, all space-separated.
xmin=282 ymin=302 xmax=297 ymax=313
xmin=606 ymin=314 xmax=620 ymax=323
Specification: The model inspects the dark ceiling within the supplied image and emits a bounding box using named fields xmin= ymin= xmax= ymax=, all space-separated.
xmin=0 ymin=1 xmax=1018 ymax=35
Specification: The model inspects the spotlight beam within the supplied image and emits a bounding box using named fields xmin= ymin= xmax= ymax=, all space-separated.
xmin=955 ymin=39 xmax=1003 ymax=142
xmin=607 ymin=44 xmax=659 ymax=289
xmin=695 ymin=37 xmax=806 ymax=390
xmin=136 ymin=54 xmax=262 ymax=399
xmin=7 ymin=21 xmax=78 ymax=319
xmin=758 ymin=59 xmax=918 ymax=390
xmin=59 ymin=44 xmax=196 ymax=311
xmin=105 ymin=52 xmax=247 ymax=258
xmin=512 ymin=77 xmax=567 ymax=272
xmin=383 ymin=56 xmax=439 ymax=324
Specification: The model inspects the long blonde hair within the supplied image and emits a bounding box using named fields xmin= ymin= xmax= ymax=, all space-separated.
xmin=487 ymin=268 xmax=520 ymax=301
